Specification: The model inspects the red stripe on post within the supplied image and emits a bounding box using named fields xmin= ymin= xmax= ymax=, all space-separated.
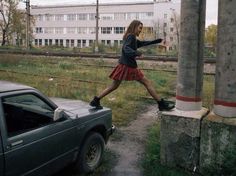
xmin=176 ymin=95 xmax=201 ymax=102
xmin=214 ymin=99 xmax=236 ymax=107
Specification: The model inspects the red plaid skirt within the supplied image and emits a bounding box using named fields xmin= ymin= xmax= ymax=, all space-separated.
xmin=109 ymin=64 xmax=144 ymax=81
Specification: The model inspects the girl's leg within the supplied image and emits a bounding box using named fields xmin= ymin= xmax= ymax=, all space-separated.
xmin=90 ymin=80 xmax=121 ymax=108
xmin=137 ymin=77 xmax=175 ymax=111
xmin=98 ymin=80 xmax=122 ymax=99
xmin=137 ymin=77 xmax=160 ymax=102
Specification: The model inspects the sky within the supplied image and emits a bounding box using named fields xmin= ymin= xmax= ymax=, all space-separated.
xmin=19 ymin=0 xmax=218 ymax=27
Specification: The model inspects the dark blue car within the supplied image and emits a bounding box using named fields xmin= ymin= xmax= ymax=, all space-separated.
xmin=0 ymin=81 xmax=114 ymax=176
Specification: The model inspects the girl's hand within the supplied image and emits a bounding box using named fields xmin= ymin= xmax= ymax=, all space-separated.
xmin=161 ymin=39 xmax=166 ymax=45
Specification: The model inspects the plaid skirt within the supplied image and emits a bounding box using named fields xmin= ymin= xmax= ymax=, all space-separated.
xmin=109 ymin=64 xmax=144 ymax=81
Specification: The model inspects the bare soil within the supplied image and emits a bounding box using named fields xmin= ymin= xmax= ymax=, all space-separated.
xmin=55 ymin=105 xmax=157 ymax=176
xmin=105 ymin=105 xmax=158 ymax=176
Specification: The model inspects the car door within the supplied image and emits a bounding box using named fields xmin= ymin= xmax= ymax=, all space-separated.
xmin=1 ymin=92 xmax=78 ymax=176
xmin=0 ymin=135 xmax=4 ymax=176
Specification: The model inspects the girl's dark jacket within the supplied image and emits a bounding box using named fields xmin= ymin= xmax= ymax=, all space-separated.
xmin=119 ymin=34 xmax=162 ymax=68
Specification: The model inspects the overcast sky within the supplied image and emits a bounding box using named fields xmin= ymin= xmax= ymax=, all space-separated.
xmin=19 ymin=0 xmax=218 ymax=27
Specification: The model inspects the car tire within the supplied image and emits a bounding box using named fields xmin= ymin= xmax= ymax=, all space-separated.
xmin=77 ymin=132 xmax=105 ymax=174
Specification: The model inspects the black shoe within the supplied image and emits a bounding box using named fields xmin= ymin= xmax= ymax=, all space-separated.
xmin=90 ymin=96 xmax=103 ymax=109
xmin=158 ymin=98 xmax=175 ymax=111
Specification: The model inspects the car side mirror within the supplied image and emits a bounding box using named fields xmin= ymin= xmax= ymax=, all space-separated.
xmin=53 ymin=108 xmax=65 ymax=121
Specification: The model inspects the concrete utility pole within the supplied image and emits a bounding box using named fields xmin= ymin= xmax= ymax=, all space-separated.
xmin=213 ymin=0 xmax=236 ymax=117
xmin=95 ymin=0 xmax=99 ymax=53
xmin=175 ymin=0 xmax=206 ymax=111
xmin=160 ymin=0 xmax=208 ymax=171
xmin=25 ymin=0 xmax=30 ymax=49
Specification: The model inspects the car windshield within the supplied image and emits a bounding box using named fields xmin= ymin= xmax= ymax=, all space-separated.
xmin=3 ymin=94 xmax=54 ymax=113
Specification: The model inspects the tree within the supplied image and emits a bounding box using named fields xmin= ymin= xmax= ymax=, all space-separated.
xmin=205 ymin=24 xmax=217 ymax=51
xmin=11 ymin=8 xmax=25 ymax=46
xmin=171 ymin=10 xmax=180 ymax=50
xmin=0 ymin=0 xmax=20 ymax=46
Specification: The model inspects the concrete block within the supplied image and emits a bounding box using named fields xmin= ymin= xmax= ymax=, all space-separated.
xmin=160 ymin=108 xmax=209 ymax=171
xmin=200 ymin=111 xmax=236 ymax=175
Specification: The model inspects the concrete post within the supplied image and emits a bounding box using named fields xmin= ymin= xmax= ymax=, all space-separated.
xmin=176 ymin=0 xmax=206 ymax=111
xmin=200 ymin=1 xmax=236 ymax=174
xmin=160 ymin=0 xmax=208 ymax=172
xmin=213 ymin=0 xmax=236 ymax=117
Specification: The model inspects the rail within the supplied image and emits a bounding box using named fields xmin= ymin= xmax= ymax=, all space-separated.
xmin=0 ymin=49 xmax=216 ymax=63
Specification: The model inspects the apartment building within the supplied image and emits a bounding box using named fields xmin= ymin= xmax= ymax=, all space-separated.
xmin=31 ymin=0 xmax=180 ymax=51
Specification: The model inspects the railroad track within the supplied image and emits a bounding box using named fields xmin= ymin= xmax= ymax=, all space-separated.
xmin=0 ymin=69 xmax=106 ymax=85
xmin=0 ymin=49 xmax=216 ymax=63
xmin=0 ymin=69 xmax=176 ymax=96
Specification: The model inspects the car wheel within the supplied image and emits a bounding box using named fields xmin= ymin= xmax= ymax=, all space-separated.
xmin=77 ymin=132 xmax=105 ymax=173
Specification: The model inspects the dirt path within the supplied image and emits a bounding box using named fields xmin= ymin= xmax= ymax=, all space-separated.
xmin=106 ymin=105 xmax=158 ymax=176
xmin=55 ymin=105 xmax=158 ymax=176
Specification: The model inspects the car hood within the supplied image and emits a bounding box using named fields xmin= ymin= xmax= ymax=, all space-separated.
xmin=50 ymin=97 xmax=111 ymax=119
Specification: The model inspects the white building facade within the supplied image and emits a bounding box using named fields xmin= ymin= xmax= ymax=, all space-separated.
xmin=31 ymin=0 xmax=180 ymax=51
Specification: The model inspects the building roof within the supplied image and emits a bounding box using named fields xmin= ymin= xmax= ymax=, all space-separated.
xmin=31 ymin=1 xmax=154 ymax=9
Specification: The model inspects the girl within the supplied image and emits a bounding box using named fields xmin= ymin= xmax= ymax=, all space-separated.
xmin=90 ymin=20 xmax=174 ymax=111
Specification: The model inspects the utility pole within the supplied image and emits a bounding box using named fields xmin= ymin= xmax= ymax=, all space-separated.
xmin=95 ymin=0 xmax=99 ymax=53
xmin=25 ymin=0 xmax=30 ymax=50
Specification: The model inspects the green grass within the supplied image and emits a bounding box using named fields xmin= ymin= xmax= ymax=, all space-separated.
xmin=0 ymin=53 xmax=215 ymax=175
xmin=0 ymin=54 xmax=178 ymax=126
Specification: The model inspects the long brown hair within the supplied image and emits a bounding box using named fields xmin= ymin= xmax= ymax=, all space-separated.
xmin=123 ymin=20 xmax=143 ymax=40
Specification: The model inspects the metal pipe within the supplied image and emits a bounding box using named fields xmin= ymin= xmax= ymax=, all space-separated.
xmin=95 ymin=0 xmax=99 ymax=53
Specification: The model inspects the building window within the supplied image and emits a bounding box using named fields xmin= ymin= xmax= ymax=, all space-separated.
xmin=89 ymin=40 xmax=93 ymax=46
xmin=101 ymin=27 xmax=112 ymax=34
xmin=77 ymin=27 xmax=87 ymax=34
xmin=35 ymin=39 xmax=38 ymax=46
xmin=143 ymin=27 xmax=153 ymax=35
xmin=164 ymin=23 xmax=167 ymax=27
xmin=66 ymin=39 xmax=70 ymax=47
xmin=45 ymin=14 xmax=54 ymax=21
xmin=45 ymin=39 xmax=48 ymax=46
xmin=67 ymin=14 xmax=76 ymax=21
xmin=37 ymin=15 xmax=43 ymax=21
xmin=88 ymin=27 xmax=96 ymax=34
xmin=82 ymin=40 xmax=86 ymax=47
xmin=114 ymin=27 xmax=125 ymax=34
xmin=39 ymin=39 xmax=42 ymax=46
xmin=170 ymin=37 xmax=174 ymax=41
xmin=78 ymin=13 xmax=87 ymax=20
xmin=44 ymin=28 xmax=54 ymax=34
xmin=114 ymin=13 xmax=126 ymax=20
xmin=164 ymin=14 xmax=167 ymax=18
xmin=89 ymin=13 xmax=96 ymax=20
xmin=170 ymin=18 xmax=174 ymax=23
xmin=127 ymin=12 xmax=139 ymax=20
xmin=100 ymin=14 xmax=113 ymax=20
xmin=67 ymin=28 xmax=76 ymax=34
xmin=55 ymin=39 xmax=59 ymax=46
xmin=55 ymin=14 xmax=64 ymax=21
xmin=170 ymin=27 xmax=174 ymax=32
xmin=147 ymin=12 xmax=153 ymax=17
xmin=49 ymin=39 xmax=53 ymax=46
xmin=36 ymin=27 xmax=43 ymax=34
xmin=107 ymin=40 xmax=111 ymax=46
xmin=77 ymin=40 xmax=81 ymax=48
xmin=114 ymin=40 xmax=118 ymax=46
xmin=55 ymin=28 xmax=64 ymax=34
xmin=60 ymin=39 xmax=63 ymax=46
xmin=139 ymin=12 xmax=153 ymax=19
xmin=71 ymin=40 xmax=74 ymax=47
